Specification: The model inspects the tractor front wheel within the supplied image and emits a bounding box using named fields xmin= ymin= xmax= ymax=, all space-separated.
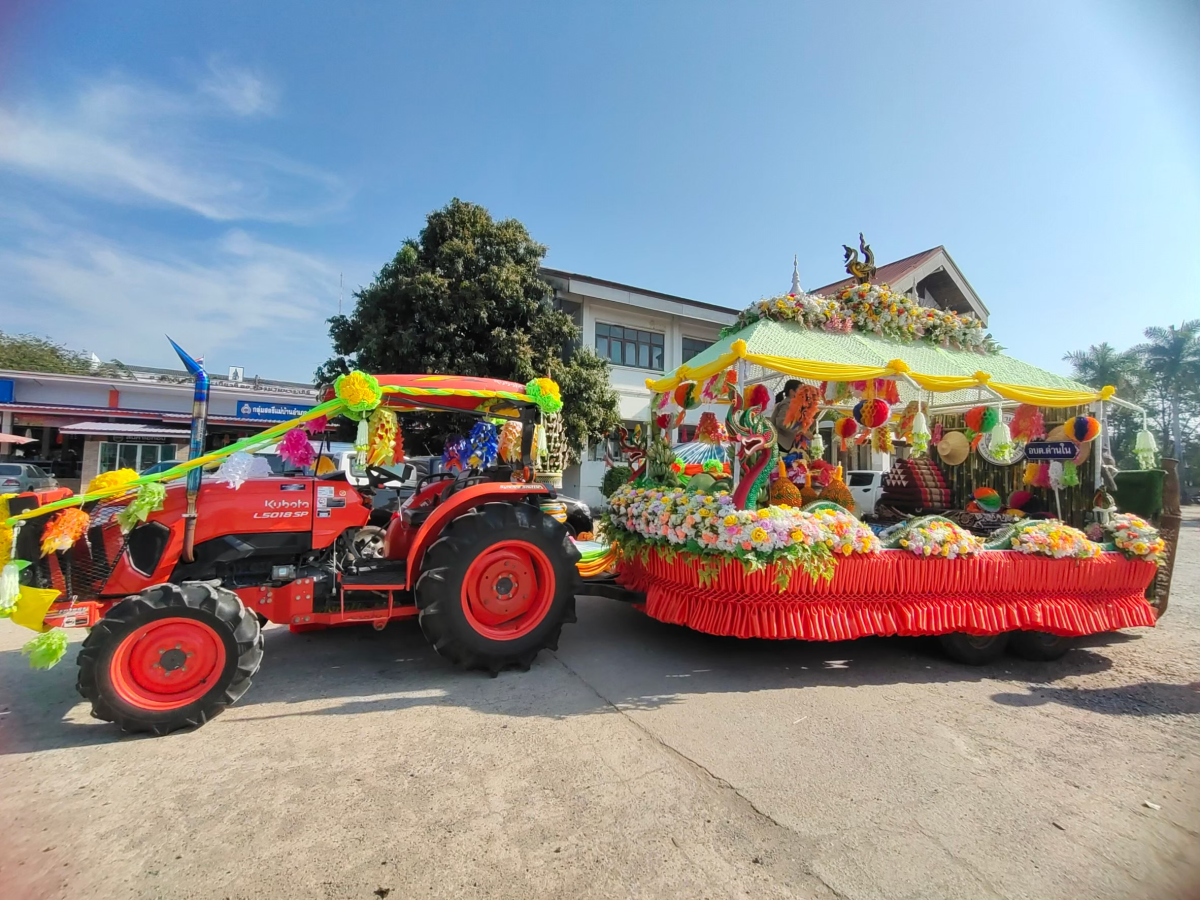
xmin=77 ymin=582 xmax=263 ymax=735
xmin=415 ymin=502 xmax=580 ymax=673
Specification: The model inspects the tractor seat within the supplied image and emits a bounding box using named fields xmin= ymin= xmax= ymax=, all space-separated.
xmin=402 ymin=505 xmax=433 ymax=528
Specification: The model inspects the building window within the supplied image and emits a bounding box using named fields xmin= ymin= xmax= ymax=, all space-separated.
xmin=98 ymin=442 xmax=178 ymax=474
xmin=682 ymin=337 xmax=713 ymax=362
xmin=595 ymin=323 xmax=664 ymax=371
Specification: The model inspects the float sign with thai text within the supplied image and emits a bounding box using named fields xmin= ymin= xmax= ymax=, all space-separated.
xmin=1024 ymin=440 xmax=1078 ymax=461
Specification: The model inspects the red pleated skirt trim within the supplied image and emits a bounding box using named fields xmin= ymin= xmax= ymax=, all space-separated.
xmin=615 ymin=550 xmax=1157 ymax=640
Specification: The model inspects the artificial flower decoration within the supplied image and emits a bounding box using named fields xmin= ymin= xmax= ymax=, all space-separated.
xmin=1134 ymin=425 xmax=1158 ymax=470
xmin=695 ymin=412 xmax=727 ymax=445
xmin=115 ymin=482 xmax=167 ymax=533
xmin=442 ymin=435 xmax=469 ymax=472
xmin=1109 ymin=513 xmax=1166 ymax=563
xmin=213 ymin=452 xmax=272 ymax=489
xmin=278 ymin=428 xmax=316 ymax=469
xmin=871 ymin=427 xmax=894 ymax=453
xmin=21 ymin=628 xmax=69 ymax=669
xmin=834 ymin=416 xmax=859 ymax=451
xmin=898 ymin=518 xmax=983 ymax=559
xmin=40 ymin=508 xmax=91 ymax=556
xmin=367 ymin=407 xmax=400 ymax=467
xmin=745 ymin=383 xmax=772 ymax=412
xmin=1061 ymin=460 xmax=1080 ymax=487
xmin=1009 ymin=520 xmax=1101 ymax=559
xmin=1063 ymin=415 xmax=1101 ymax=444
xmin=466 ymin=421 xmax=500 ymax=469
xmin=784 ymin=384 xmax=821 ymax=431
xmin=811 ymin=507 xmax=881 ymax=556
xmin=525 ymin=378 xmax=563 ymax=415
xmin=304 ymin=415 xmax=329 ymax=435
xmin=498 ymin=421 xmax=523 ymax=463
xmin=87 ymin=468 xmax=139 ymax=495
xmin=700 ymin=370 xmax=730 ymax=402
xmin=334 ymin=370 xmax=383 ymax=415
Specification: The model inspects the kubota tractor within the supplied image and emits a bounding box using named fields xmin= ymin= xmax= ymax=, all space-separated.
xmin=23 ymin=375 xmax=580 ymax=735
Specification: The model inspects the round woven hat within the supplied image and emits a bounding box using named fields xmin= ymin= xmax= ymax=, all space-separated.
xmin=936 ymin=430 xmax=970 ymax=465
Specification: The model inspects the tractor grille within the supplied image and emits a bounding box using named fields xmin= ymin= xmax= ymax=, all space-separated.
xmin=19 ymin=501 xmax=132 ymax=604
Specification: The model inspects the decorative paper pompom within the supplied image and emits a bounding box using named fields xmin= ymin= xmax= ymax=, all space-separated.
xmin=1023 ymin=462 xmax=1039 ymax=486
xmin=525 ymin=378 xmax=563 ymax=414
xmin=1010 ymin=404 xmax=1045 ymax=442
xmin=40 ymin=508 xmax=90 ymax=556
xmin=853 ymin=398 xmax=890 ymax=429
xmin=443 ymin=435 xmax=469 ymax=472
xmin=304 ymin=415 xmax=329 ymax=434
xmin=871 ymin=426 xmax=894 ymax=453
xmin=973 ymin=487 xmax=1002 ymax=513
xmin=1063 ymin=416 xmax=1100 ymax=444
xmin=116 ymin=482 xmax=166 ymax=533
xmin=498 ymin=421 xmax=523 ymax=463
xmin=1033 ymin=461 xmax=1051 ymax=489
xmin=87 ymin=468 xmax=138 ymax=495
xmin=278 ymin=428 xmax=316 ymax=468
xmin=367 ymin=407 xmax=399 ymax=467
xmin=745 ymin=384 xmax=771 ymax=411
xmin=674 ymin=382 xmax=700 ymax=410
xmin=1061 ymin=460 xmax=1080 ymax=487
xmin=834 ymin=417 xmax=859 ymax=450
xmin=1008 ymin=489 xmax=1033 ymax=510
xmin=334 ymin=370 xmax=382 ymax=414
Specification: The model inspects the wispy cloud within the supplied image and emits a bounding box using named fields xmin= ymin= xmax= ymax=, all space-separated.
xmin=0 ymin=65 xmax=345 ymax=222
xmin=0 ymin=227 xmax=340 ymax=376
xmin=198 ymin=57 xmax=278 ymax=116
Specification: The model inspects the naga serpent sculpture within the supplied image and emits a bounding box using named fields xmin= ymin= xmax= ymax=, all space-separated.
xmin=842 ymin=232 xmax=877 ymax=285
xmin=611 ymin=424 xmax=646 ymax=481
xmin=724 ymin=382 xmax=778 ymax=509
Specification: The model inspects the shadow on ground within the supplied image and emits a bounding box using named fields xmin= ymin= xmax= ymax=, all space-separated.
xmin=0 ymin=594 xmax=1162 ymax=755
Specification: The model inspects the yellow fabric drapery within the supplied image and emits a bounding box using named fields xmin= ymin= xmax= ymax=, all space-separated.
xmin=646 ymin=339 xmax=1116 ymax=409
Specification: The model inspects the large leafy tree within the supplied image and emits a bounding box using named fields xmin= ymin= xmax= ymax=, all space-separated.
xmin=1135 ymin=320 xmax=1200 ymax=489
xmin=317 ymin=199 xmax=618 ymax=459
xmin=0 ymin=332 xmax=130 ymax=378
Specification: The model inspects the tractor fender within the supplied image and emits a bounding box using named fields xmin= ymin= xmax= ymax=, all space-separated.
xmin=405 ymin=481 xmax=550 ymax=586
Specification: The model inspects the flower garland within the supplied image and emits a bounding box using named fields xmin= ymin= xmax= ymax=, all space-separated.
xmin=334 ymin=370 xmax=382 ymax=416
xmin=811 ymin=508 xmax=880 ymax=556
xmin=1109 ymin=513 xmax=1166 ymax=564
xmin=897 ymin=518 xmax=983 ymax=558
xmin=721 ymin=285 xmax=998 ymax=353
xmin=605 ymin=484 xmax=881 ymax=581
xmin=1009 ymin=520 xmax=1101 ymax=559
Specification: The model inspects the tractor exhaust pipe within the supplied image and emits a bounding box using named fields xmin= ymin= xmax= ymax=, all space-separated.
xmin=168 ymin=337 xmax=209 ymax=563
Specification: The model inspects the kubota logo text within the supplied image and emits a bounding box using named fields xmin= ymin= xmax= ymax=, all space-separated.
xmin=254 ymin=498 xmax=310 ymax=519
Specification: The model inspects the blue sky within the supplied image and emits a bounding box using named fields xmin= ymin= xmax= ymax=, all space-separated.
xmin=1 ymin=1 xmax=1197 ymax=383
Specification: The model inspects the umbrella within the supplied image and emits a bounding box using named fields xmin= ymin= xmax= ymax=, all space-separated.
xmin=0 ymin=433 xmax=34 ymax=444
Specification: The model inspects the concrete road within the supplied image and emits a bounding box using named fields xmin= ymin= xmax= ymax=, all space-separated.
xmin=1 ymin=512 xmax=1197 ymax=900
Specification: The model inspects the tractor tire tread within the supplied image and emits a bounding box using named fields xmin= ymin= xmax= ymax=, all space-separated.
xmin=77 ymin=581 xmax=263 ymax=735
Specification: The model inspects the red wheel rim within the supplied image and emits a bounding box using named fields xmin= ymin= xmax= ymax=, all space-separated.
xmin=109 ymin=617 xmax=227 ymax=711
xmin=460 ymin=540 xmax=556 ymax=640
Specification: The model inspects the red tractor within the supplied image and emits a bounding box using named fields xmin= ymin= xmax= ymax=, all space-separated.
xmin=23 ymin=376 xmax=580 ymax=735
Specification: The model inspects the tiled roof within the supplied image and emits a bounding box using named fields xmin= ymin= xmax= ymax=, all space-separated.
xmin=809 ymin=246 xmax=944 ymax=297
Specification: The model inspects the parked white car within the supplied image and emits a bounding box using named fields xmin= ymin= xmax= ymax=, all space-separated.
xmin=846 ymin=470 xmax=885 ymax=516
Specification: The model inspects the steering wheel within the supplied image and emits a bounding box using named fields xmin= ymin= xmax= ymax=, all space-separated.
xmin=363 ymin=464 xmax=406 ymax=490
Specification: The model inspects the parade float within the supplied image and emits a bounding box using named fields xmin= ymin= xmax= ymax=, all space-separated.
xmin=592 ymin=239 xmax=1171 ymax=663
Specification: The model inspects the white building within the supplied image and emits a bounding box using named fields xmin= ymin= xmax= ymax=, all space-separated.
xmin=541 ymin=269 xmax=737 ymax=507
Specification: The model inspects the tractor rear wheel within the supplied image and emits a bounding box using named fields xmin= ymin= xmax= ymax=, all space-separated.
xmin=1009 ymin=630 xmax=1073 ymax=661
xmin=77 ymin=582 xmax=263 ymax=735
xmin=414 ymin=502 xmax=580 ymax=673
xmin=938 ymin=631 xmax=1009 ymax=666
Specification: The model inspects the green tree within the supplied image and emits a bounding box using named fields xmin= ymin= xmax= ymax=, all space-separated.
xmin=1063 ymin=341 xmax=1143 ymax=463
xmin=317 ymin=199 xmax=618 ymax=460
xmin=0 ymin=332 xmax=131 ymax=378
xmin=1135 ymin=320 xmax=1200 ymax=490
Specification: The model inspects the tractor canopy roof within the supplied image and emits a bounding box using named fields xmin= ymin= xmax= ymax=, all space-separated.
xmin=322 ymin=374 xmax=545 ymax=419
